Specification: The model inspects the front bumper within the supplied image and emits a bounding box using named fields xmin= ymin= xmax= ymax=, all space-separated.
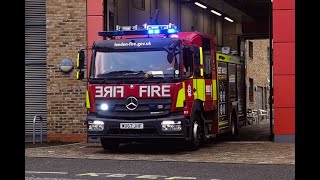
xmin=86 ymin=113 xmax=189 ymax=143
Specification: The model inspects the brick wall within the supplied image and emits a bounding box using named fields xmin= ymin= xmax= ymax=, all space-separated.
xmin=47 ymin=0 xmax=87 ymax=142
xmin=245 ymin=39 xmax=270 ymax=110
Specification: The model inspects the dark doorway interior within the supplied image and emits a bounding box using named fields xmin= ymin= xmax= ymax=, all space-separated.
xmin=109 ymin=11 xmax=115 ymax=31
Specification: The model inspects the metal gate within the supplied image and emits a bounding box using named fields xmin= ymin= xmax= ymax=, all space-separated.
xmin=25 ymin=0 xmax=47 ymax=142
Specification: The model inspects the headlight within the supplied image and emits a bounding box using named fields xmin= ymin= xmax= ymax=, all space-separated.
xmin=100 ymin=103 xmax=109 ymax=111
xmin=161 ymin=121 xmax=182 ymax=131
xmin=88 ymin=120 xmax=104 ymax=131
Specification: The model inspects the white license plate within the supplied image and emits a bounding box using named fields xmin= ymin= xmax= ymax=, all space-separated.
xmin=120 ymin=123 xmax=144 ymax=129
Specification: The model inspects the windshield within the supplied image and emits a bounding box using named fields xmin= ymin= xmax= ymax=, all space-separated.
xmin=93 ymin=51 xmax=180 ymax=78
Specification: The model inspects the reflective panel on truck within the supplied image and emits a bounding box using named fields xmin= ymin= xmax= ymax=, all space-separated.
xmin=212 ymin=80 xmax=217 ymax=101
xmin=86 ymin=91 xmax=91 ymax=108
xmin=176 ymin=82 xmax=185 ymax=108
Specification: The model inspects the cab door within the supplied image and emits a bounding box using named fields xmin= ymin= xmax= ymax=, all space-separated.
xmin=201 ymin=37 xmax=215 ymax=111
xmin=183 ymin=37 xmax=215 ymax=113
xmin=182 ymin=46 xmax=195 ymax=117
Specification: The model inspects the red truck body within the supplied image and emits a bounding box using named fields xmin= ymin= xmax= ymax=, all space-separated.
xmin=76 ymin=24 xmax=246 ymax=150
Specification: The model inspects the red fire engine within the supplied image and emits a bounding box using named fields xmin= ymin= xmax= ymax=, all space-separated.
xmin=76 ymin=23 xmax=246 ymax=151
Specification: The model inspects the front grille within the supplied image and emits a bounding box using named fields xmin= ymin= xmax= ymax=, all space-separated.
xmin=95 ymin=98 xmax=172 ymax=119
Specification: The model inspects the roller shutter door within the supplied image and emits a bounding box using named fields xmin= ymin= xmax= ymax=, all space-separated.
xmin=25 ymin=0 xmax=47 ymax=142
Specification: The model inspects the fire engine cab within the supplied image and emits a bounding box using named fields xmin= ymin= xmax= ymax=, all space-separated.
xmin=76 ymin=23 xmax=246 ymax=151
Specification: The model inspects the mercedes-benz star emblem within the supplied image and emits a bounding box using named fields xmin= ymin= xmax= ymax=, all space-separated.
xmin=126 ymin=96 xmax=138 ymax=110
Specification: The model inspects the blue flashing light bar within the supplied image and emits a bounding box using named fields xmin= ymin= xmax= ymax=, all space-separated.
xmin=167 ymin=28 xmax=177 ymax=34
xmin=148 ymin=29 xmax=161 ymax=34
xmin=98 ymin=30 xmax=149 ymax=37
xmin=148 ymin=29 xmax=154 ymax=34
xmin=154 ymin=29 xmax=160 ymax=34
xmin=99 ymin=23 xmax=179 ymax=38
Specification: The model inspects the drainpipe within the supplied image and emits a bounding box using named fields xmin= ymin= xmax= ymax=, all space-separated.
xmin=269 ymin=0 xmax=274 ymax=141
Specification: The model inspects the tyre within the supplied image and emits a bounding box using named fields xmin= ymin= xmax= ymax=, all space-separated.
xmin=100 ymin=138 xmax=119 ymax=152
xmin=186 ymin=120 xmax=201 ymax=150
xmin=186 ymin=101 xmax=203 ymax=151
xmin=230 ymin=112 xmax=239 ymax=137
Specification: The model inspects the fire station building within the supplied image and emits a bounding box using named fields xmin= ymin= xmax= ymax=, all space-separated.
xmin=25 ymin=0 xmax=294 ymax=143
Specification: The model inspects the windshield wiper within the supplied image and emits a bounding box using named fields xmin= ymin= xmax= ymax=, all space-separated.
xmin=100 ymin=70 xmax=143 ymax=76
xmin=97 ymin=70 xmax=144 ymax=83
xmin=123 ymin=70 xmax=144 ymax=75
xmin=137 ymin=75 xmax=168 ymax=84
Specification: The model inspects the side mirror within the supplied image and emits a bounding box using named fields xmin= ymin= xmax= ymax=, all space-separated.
xmin=76 ymin=70 xmax=84 ymax=80
xmin=167 ymin=53 xmax=174 ymax=64
xmin=164 ymin=39 xmax=182 ymax=64
xmin=76 ymin=50 xmax=85 ymax=69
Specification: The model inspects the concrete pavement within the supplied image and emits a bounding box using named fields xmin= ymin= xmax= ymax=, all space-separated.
xmin=25 ymin=121 xmax=295 ymax=165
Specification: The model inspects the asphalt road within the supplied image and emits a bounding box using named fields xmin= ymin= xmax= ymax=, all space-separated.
xmin=25 ymin=157 xmax=295 ymax=180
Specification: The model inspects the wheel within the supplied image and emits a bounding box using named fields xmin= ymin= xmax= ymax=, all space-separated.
xmin=100 ymin=138 xmax=119 ymax=152
xmin=230 ymin=113 xmax=239 ymax=137
xmin=186 ymin=120 xmax=201 ymax=150
xmin=186 ymin=101 xmax=204 ymax=151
